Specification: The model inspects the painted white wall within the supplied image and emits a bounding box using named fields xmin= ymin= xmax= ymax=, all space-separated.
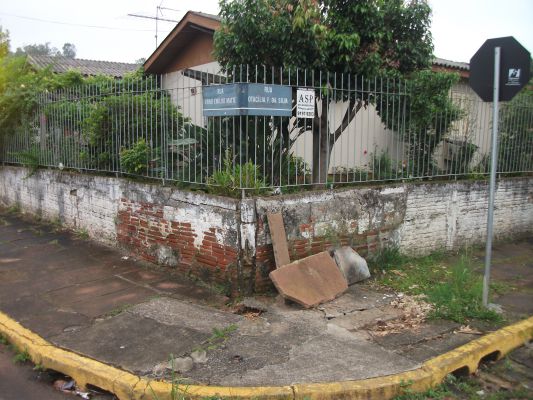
xmin=161 ymin=62 xmax=220 ymax=128
xmin=163 ymin=61 xmax=493 ymax=175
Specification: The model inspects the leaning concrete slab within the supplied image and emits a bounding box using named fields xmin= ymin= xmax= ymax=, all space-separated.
xmin=266 ymin=212 xmax=291 ymax=268
xmin=269 ymin=251 xmax=348 ymax=308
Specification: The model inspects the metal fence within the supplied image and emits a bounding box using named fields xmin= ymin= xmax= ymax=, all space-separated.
xmin=1 ymin=66 xmax=532 ymax=194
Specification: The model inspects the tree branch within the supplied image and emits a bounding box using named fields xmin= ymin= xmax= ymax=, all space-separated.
xmin=330 ymin=99 xmax=363 ymax=145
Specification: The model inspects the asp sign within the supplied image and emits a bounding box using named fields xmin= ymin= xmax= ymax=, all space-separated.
xmin=470 ymin=36 xmax=531 ymax=102
xmin=296 ymin=88 xmax=315 ymax=119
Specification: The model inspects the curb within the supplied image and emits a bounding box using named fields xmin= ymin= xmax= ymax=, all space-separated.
xmin=1 ymin=311 xmax=532 ymax=400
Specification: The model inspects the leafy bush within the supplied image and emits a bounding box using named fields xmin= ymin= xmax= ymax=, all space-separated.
xmin=208 ymin=150 xmax=267 ymax=197
xmin=120 ymin=138 xmax=150 ymax=174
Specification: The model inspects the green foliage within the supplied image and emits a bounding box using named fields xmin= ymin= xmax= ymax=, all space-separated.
xmin=498 ymin=82 xmax=532 ymax=173
xmin=208 ymin=150 xmax=267 ymax=197
xmin=194 ymin=324 xmax=238 ymax=353
xmin=74 ymin=228 xmax=89 ymax=240
xmin=377 ymin=251 xmax=501 ymax=324
xmin=393 ymin=372 xmax=532 ymax=400
xmin=369 ymin=150 xmax=398 ymax=180
xmin=10 ymin=145 xmax=40 ymax=176
xmin=368 ymin=246 xmax=409 ymax=274
xmin=428 ymin=256 xmax=501 ymax=323
xmin=0 ymin=26 xmax=9 ymax=58
xmin=0 ymin=45 xmax=84 ymax=139
xmin=215 ymin=0 xmax=433 ymax=75
xmin=0 ymin=333 xmax=8 ymax=345
xmin=120 ymin=138 xmax=150 ymax=174
xmin=214 ymin=1 xmax=460 ymax=184
xmin=377 ymin=70 xmax=462 ymax=177
xmin=12 ymin=347 xmax=31 ymax=363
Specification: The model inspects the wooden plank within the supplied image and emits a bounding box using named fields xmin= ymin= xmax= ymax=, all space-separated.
xmin=266 ymin=212 xmax=291 ymax=268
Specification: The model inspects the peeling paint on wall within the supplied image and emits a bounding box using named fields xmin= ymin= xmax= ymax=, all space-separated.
xmin=1 ymin=166 xmax=531 ymax=294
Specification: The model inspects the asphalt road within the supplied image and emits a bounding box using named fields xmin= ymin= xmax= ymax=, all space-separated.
xmin=0 ymin=342 xmax=71 ymax=400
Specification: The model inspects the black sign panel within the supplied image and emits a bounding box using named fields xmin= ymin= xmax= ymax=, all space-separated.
xmin=470 ymin=36 xmax=530 ymax=102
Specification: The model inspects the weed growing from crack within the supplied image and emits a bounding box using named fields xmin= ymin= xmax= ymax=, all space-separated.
xmin=148 ymin=354 xmax=191 ymax=400
xmin=6 ymin=204 xmax=20 ymax=214
xmin=33 ymin=363 xmax=47 ymax=372
xmin=74 ymin=228 xmax=89 ymax=240
xmin=104 ymin=303 xmax=132 ymax=317
xmin=12 ymin=347 xmax=31 ymax=363
xmin=0 ymin=333 xmax=8 ymax=345
xmin=194 ymin=324 xmax=238 ymax=353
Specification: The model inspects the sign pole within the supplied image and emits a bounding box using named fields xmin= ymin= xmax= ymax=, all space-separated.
xmin=482 ymin=46 xmax=501 ymax=307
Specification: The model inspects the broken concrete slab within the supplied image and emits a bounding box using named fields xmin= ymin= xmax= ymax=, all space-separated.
xmin=52 ymin=312 xmax=210 ymax=374
xmin=266 ymin=212 xmax=291 ymax=268
xmin=269 ymin=251 xmax=348 ymax=308
xmin=329 ymin=307 xmax=402 ymax=331
xmin=127 ymin=297 xmax=242 ymax=334
xmin=333 ymin=246 xmax=371 ymax=284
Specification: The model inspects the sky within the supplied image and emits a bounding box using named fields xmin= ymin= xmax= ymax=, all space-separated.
xmin=0 ymin=0 xmax=531 ymax=65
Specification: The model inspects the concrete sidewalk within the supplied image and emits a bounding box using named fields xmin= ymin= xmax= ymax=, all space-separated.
xmin=0 ymin=210 xmax=532 ymax=388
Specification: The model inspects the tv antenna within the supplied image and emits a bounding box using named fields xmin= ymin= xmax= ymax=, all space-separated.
xmin=128 ymin=2 xmax=180 ymax=48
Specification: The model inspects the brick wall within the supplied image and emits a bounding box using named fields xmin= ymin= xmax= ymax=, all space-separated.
xmin=0 ymin=167 xmax=246 ymax=294
xmin=251 ymin=178 xmax=532 ymax=291
xmin=1 ymin=166 xmax=531 ymax=295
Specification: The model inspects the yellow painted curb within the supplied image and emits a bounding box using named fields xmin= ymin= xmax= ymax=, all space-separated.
xmin=1 ymin=310 xmax=532 ymax=400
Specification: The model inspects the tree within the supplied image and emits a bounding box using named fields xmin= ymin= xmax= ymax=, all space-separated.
xmin=498 ymin=67 xmax=532 ymax=173
xmin=14 ymin=42 xmax=77 ymax=58
xmin=214 ymin=0 xmax=459 ymax=184
xmin=0 ymin=26 xmax=9 ymax=58
xmin=15 ymin=42 xmax=59 ymax=57
xmin=62 ymin=43 xmax=76 ymax=58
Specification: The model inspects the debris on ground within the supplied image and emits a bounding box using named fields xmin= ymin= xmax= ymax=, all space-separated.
xmin=369 ymin=293 xmax=432 ymax=336
xmin=332 ymin=246 xmax=371 ymax=284
xmin=270 ymin=251 xmax=348 ymax=308
xmin=454 ymin=325 xmax=484 ymax=335
xmin=234 ymin=297 xmax=268 ymax=319
xmin=53 ymin=379 xmax=90 ymax=398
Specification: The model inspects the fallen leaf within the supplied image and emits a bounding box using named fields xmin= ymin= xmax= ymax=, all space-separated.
xmin=390 ymin=269 xmax=407 ymax=277
xmin=455 ymin=325 xmax=483 ymax=335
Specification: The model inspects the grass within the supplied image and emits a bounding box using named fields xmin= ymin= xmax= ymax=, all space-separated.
xmin=74 ymin=228 xmax=89 ymax=240
xmin=393 ymin=373 xmax=531 ymax=400
xmin=0 ymin=333 xmax=8 ymax=345
xmin=194 ymin=324 xmax=238 ymax=352
xmin=104 ymin=303 xmax=132 ymax=317
xmin=372 ymin=248 xmax=502 ymax=324
xmin=6 ymin=204 xmax=21 ymax=214
xmin=12 ymin=346 xmax=31 ymax=363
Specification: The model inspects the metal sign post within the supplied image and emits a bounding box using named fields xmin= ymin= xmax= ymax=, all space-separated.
xmin=482 ymin=47 xmax=500 ymax=307
xmin=469 ymin=36 xmax=530 ymax=308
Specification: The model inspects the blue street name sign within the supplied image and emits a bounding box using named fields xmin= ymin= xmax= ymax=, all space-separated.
xmin=203 ymin=83 xmax=292 ymax=117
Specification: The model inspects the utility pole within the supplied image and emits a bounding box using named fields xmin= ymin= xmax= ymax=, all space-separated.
xmin=128 ymin=4 xmax=179 ymax=48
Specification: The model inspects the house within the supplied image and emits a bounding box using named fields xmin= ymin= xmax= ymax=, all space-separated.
xmin=27 ymin=54 xmax=140 ymax=78
xmin=144 ymin=11 xmax=493 ymax=174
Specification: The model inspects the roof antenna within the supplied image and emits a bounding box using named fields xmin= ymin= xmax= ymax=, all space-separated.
xmin=127 ymin=1 xmax=180 ymax=49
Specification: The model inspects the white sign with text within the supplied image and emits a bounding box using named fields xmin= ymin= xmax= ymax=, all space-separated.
xmin=296 ymin=88 xmax=315 ymax=119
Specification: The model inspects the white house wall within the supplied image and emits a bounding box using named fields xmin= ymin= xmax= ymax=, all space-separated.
xmin=163 ymin=62 xmax=493 ymax=174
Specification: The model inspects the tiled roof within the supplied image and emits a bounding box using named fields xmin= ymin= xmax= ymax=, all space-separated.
xmin=27 ymin=55 xmax=140 ymax=78
xmin=433 ymin=57 xmax=469 ymax=71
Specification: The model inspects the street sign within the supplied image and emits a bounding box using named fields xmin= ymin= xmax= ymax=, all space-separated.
xmin=203 ymin=83 xmax=292 ymax=117
xmin=469 ymin=36 xmax=531 ymax=309
xmin=296 ymin=88 xmax=315 ymax=118
xmin=470 ymin=36 xmax=530 ymax=102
